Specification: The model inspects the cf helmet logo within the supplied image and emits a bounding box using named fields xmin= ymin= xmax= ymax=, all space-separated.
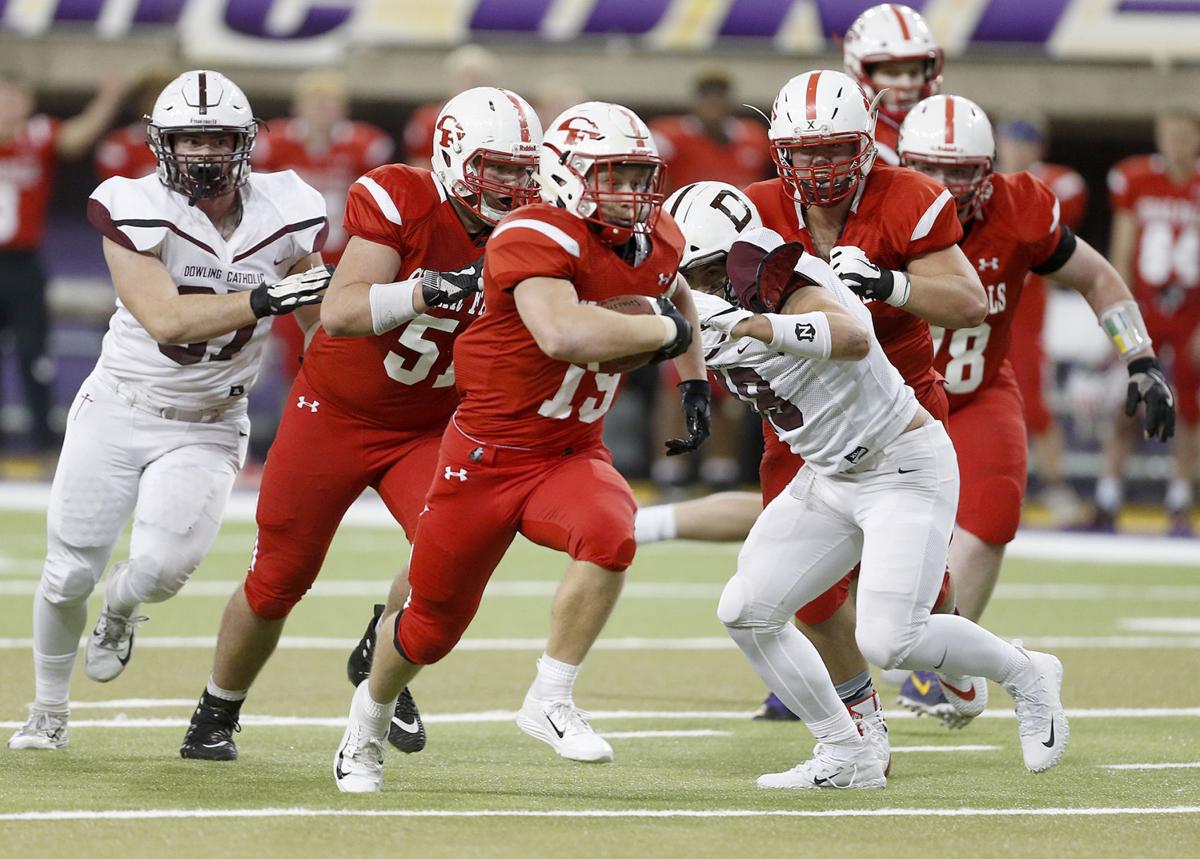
xmin=436 ymin=115 xmax=466 ymax=151
xmin=558 ymin=116 xmax=602 ymax=146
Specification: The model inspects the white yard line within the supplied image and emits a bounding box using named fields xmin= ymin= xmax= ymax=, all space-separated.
xmin=3 ymin=635 xmax=1199 ymax=651
xmin=2 ymin=806 xmax=1198 ymax=822
xmin=598 ymin=730 xmax=730 ymax=739
xmin=2 ymin=707 xmax=1198 ymax=731
xmin=67 ymin=699 xmax=196 ymax=710
xmin=1099 ymin=762 xmax=1200 ymax=770
xmin=1119 ymin=618 xmax=1200 ymax=633
xmin=890 ymin=745 xmax=998 ymax=753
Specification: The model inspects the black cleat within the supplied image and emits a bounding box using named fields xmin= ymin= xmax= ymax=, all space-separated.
xmin=180 ymin=693 xmax=241 ymax=761
xmin=347 ymin=603 xmax=426 ymax=753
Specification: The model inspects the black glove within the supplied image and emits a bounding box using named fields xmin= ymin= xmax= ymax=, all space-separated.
xmin=422 ymin=257 xmax=484 ymax=308
xmin=829 ymin=245 xmax=908 ymax=305
xmin=249 ymin=264 xmax=334 ymax=318
xmin=650 ymin=296 xmax=694 ymax=363
xmin=665 ymin=379 xmax=711 ymax=456
xmin=1125 ymin=356 xmax=1176 ymax=442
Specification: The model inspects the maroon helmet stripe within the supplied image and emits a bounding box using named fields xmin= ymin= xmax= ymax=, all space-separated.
xmin=805 ymin=72 xmax=821 ymax=121
xmin=198 ymin=72 xmax=208 ymax=116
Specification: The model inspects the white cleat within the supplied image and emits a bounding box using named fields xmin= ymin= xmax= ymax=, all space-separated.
xmin=849 ymin=692 xmax=892 ymax=776
xmin=333 ymin=701 xmax=385 ymax=794
xmin=84 ymin=604 xmax=147 ymax=682
xmin=1008 ymin=644 xmax=1068 ymax=773
xmin=8 ymin=709 xmax=69 ymax=750
xmin=937 ymin=673 xmax=989 ymax=729
xmin=516 ymin=695 xmax=613 ymax=763
xmin=758 ymin=739 xmax=886 ymax=790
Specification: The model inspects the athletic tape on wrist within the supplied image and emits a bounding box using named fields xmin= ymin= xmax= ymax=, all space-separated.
xmin=885 ymin=270 xmax=911 ymax=308
xmin=368 ymin=275 xmax=422 ymax=335
xmin=1099 ymin=299 xmax=1153 ymax=360
xmin=764 ymin=311 xmax=833 ymax=360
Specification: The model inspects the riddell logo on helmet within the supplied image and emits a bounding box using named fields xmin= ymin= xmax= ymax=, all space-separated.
xmin=558 ymin=116 xmax=602 ymax=146
xmin=436 ymin=115 xmax=466 ymax=149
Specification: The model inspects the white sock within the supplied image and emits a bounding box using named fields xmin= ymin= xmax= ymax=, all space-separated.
xmin=1166 ymin=479 xmax=1194 ymax=513
xmin=634 ymin=504 xmax=678 ymax=544
xmin=528 ymin=654 xmax=580 ymax=701
xmin=726 ymin=623 xmax=860 ymax=748
xmin=351 ymin=680 xmax=394 ymax=739
xmin=897 ymin=614 xmax=1028 ymax=684
xmin=206 ymin=676 xmax=247 ymax=703
xmin=1096 ymin=476 xmax=1123 ymax=513
xmin=32 ymin=584 xmax=86 ymax=711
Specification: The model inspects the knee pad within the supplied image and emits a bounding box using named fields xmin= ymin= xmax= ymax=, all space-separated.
xmin=962 ymin=475 xmax=1023 ymax=545
xmin=122 ymin=554 xmax=194 ymax=604
xmin=577 ymin=534 xmax=636 ymax=573
xmin=242 ymin=558 xmax=321 ymax=621
xmin=396 ymin=597 xmax=471 ymax=666
xmin=855 ymin=620 xmax=922 ymax=671
xmin=40 ymin=543 xmax=108 ymax=605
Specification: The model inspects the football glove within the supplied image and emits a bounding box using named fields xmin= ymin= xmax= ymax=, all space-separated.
xmin=665 ymin=379 xmax=712 ymax=456
xmin=1125 ymin=356 xmax=1175 ymax=442
xmin=698 ymin=301 xmax=754 ymax=337
xmin=422 ymin=257 xmax=484 ymax=308
xmin=250 ymin=264 xmax=334 ymax=318
xmin=651 ymin=296 xmax=694 ymax=363
xmin=829 ymin=246 xmax=911 ymax=307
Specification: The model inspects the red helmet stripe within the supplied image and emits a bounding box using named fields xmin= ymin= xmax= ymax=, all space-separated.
xmin=500 ymin=89 xmax=531 ymax=143
xmin=890 ymin=4 xmax=912 ymax=39
xmin=944 ymin=97 xmax=956 ymax=145
xmin=805 ymin=72 xmax=821 ymax=121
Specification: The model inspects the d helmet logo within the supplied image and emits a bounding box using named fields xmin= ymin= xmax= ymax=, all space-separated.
xmin=558 ymin=116 xmax=602 ymax=146
xmin=436 ymin=115 xmax=466 ymax=151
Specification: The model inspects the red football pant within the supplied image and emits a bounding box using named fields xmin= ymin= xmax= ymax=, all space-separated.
xmin=398 ymin=422 xmax=638 ymax=666
xmin=949 ymin=361 xmax=1028 ymax=545
xmin=243 ymin=368 xmax=444 ymax=619
xmin=759 ymin=371 xmax=952 ymax=624
xmin=1009 ymin=274 xmax=1053 ymax=434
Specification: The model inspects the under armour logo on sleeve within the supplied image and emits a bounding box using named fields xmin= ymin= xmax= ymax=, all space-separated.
xmin=297 ymin=397 xmax=320 ymax=412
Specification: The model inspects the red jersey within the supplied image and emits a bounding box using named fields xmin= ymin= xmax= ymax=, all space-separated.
xmin=94 ymin=122 xmax=157 ymax=181
xmin=0 ymin=115 xmax=60 ymax=250
xmin=746 ymin=163 xmax=962 ymax=414
xmin=1108 ymin=154 xmax=1200 ymax=318
xmin=874 ymin=110 xmax=903 ymax=166
xmin=454 ymin=205 xmax=684 ymax=450
xmin=301 ymin=164 xmax=484 ymax=431
xmin=403 ymin=103 xmax=441 ymax=166
xmin=1032 ymin=162 xmax=1087 ymax=232
xmin=933 ymin=172 xmax=1065 ymax=411
xmin=649 ymin=115 xmax=771 ymax=193
xmin=254 ymin=119 xmax=393 ymax=262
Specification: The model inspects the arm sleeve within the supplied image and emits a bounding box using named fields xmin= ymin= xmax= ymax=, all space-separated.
xmin=87 ymin=178 xmax=167 ymax=253
xmin=485 ymin=218 xmax=580 ymax=294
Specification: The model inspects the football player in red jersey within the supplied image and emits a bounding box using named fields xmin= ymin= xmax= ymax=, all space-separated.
xmin=1089 ymin=109 xmax=1200 ymax=536
xmin=333 ymin=101 xmax=707 ymax=793
xmin=843 ymin=3 xmax=943 ymax=166
xmin=179 ymin=87 xmax=542 ymax=762
xmin=995 ymin=115 xmax=1089 ymax=523
xmin=0 ymin=71 xmax=128 ymax=453
xmin=894 ymin=95 xmax=1175 ymax=720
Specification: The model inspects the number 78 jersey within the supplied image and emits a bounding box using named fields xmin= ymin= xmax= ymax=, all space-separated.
xmin=301 ymin=164 xmax=486 ymax=431
xmin=931 ymin=172 xmax=1070 ymax=411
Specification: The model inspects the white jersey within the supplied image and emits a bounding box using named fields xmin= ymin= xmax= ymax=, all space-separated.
xmin=696 ymin=257 xmax=917 ymax=475
xmin=86 ymin=171 xmax=327 ymax=412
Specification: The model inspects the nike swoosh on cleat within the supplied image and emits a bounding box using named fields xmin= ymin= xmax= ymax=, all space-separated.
xmin=1043 ymin=721 xmax=1055 ymax=748
xmin=335 ymin=754 xmax=351 ymax=780
xmin=545 ymin=715 xmax=566 ymax=739
xmin=813 ymin=776 xmax=831 ymax=786
xmin=897 ymin=467 xmax=918 ymax=474
xmin=940 ymin=679 xmax=976 ymax=701
xmin=391 ymin=716 xmax=420 ymax=734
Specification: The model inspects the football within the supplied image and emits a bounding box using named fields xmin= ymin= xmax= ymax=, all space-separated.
xmin=592 ymin=294 xmax=660 ymax=374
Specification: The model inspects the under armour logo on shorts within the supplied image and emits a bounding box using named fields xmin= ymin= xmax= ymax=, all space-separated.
xmin=978 ymin=257 xmax=999 ymax=271
xmin=297 ymin=397 xmax=320 ymax=412
xmin=444 ymin=467 xmax=468 ymax=482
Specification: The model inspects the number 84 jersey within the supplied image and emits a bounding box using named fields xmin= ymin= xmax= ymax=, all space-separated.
xmin=301 ymin=164 xmax=486 ymax=431
xmin=696 ymin=279 xmax=915 ymax=476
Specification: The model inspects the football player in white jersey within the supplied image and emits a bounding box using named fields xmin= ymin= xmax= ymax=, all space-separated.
xmin=684 ymin=223 xmax=1069 ymax=788
xmin=9 ymin=70 xmax=331 ymax=751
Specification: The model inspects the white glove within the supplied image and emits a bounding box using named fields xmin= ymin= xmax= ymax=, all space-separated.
xmin=697 ymin=301 xmax=754 ymax=336
xmin=829 ymin=245 xmax=910 ymax=308
xmin=250 ymin=264 xmax=333 ymax=318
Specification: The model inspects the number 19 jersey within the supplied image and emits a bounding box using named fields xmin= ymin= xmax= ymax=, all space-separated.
xmin=301 ymin=164 xmax=486 ymax=431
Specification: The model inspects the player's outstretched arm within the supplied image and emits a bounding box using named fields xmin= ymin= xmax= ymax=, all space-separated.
xmin=894 ymin=245 xmax=987 ymax=328
xmin=665 ymin=275 xmax=707 ymax=383
xmin=322 ymin=236 xmax=412 ymax=337
xmin=57 ymin=73 xmax=129 ymax=160
xmin=704 ymin=287 xmax=870 ymax=361
xmin=514 ymin=277 xmax=686 ymax=364
xmin=1047 ymin=236 xmax=1175 ymax=442
xmin=105 ymin=237 xmax=324 ymax=344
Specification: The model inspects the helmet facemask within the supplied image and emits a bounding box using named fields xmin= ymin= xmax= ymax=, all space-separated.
xmin=147 ymin=123 xmax=257 ymax=206
xmin=682 ymin=253 xmax=737 ymax=305
xmin=773 ymin=133 xmax=875 ymax=207
xmin=450 ymin=147 xmax=540 ymax=225
xmin=902 ymin=153 xmax=994 ymax=222
xmin=576 ymin=155 xmax=666 ymax=245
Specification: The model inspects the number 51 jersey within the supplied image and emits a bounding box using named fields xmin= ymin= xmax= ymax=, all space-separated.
xmin=87 ymin=171 xmax=327 ymax=411
xmin=300 ymin=164 xmax=487 ymax=431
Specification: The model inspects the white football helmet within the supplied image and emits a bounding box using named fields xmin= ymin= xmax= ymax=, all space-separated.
xmin=146 ymin=70 xmax=257 ymax=204
xmin=432 ymin=87 xmax=543 ymax=225
xmin=843 ymin=4 xmax=943 ymax=113
xmin=665 ymin=181 xmax=762 ymax=302
xmin=769 ymin=71 xmax=880 ymax=207
xmin=540 ymin=101 xmax=666 ymax=244
xmin=899 ymin=94 xmax=995 ymax=222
